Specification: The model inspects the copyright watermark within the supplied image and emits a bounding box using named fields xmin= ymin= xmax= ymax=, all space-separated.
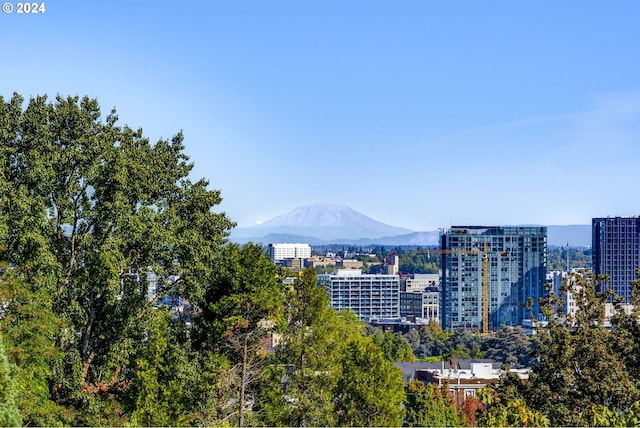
xmin=2 ymin=2 xmax=46 ymax=13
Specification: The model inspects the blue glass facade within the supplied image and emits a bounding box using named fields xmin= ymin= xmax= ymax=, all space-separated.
xmin=592 ymin=217 xmax=640 ymax=303
xmin=441 ymin=226 xmax=547 ymax=331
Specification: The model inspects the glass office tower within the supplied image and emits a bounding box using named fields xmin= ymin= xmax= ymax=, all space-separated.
xmin=592 ymin=217 xmax=640 ymax=303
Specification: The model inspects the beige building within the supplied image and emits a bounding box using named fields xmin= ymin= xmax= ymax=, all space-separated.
xmin=336 ymin=259 xmax=363 ymax=269
xmin=304 ymin=255 xmax=336 ymax=268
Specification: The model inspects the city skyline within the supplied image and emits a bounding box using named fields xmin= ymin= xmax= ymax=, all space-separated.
xmin=2 ymin=1 xmax=639 ymax=231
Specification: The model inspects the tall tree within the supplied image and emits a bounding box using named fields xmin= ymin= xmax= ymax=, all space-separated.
xmin=258 ymin=268 xmax=344 ymax=427
xmin=0 ymin=93 xmax=234 ymax=418
xmin=335 ymin=338 xmax=406 ymax=427
xmin=258 ymin=269 xmax=406 ymax=427
xmin=0 ymin=268 xmax=69 ymax=426
xmin=128 ymin=309 xmax=202 ymax=427
xmin=193 ymin=243 xmax=285 ymax=427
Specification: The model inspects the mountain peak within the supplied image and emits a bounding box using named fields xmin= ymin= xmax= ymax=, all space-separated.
xmin=270 ymin=204 xmax=375 ymax=228
xmin=232 ymin=203 xmax=413 ymax=240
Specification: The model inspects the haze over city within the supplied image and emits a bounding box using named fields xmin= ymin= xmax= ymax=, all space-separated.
xmin=3 ymin=1 xmax=639 ymax=231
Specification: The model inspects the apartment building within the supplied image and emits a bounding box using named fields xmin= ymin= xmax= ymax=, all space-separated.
xmin=440 ymin=226 xmax=547 ymax=331
xmin=593 ymin=217 xmax=640 ymax=303
xmin=317 ymin=269 xmax=400 ymax=322
xmin=268 ymin=243 xmax=311 ymax=262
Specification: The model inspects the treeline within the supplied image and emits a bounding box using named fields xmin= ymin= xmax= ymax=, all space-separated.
xmin=311 ymin=245 xmax=440 ymax=274
xmin=315 ymin=245 xmax=591 ymax=274
xmin=373 ymin=322 xmax=538 ymax=369
xmin=547 ymin=246 xmax=592 ymax=271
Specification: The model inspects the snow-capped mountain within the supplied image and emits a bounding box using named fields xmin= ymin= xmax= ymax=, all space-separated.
xmin=228 ymin=204 xmax=592 ymax=247
xmin=231 ymin=203 xmax=413 ymax=241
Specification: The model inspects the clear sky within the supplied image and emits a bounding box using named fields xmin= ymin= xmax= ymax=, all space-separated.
xmin=2 ymin=1 xmax=640 ymax=231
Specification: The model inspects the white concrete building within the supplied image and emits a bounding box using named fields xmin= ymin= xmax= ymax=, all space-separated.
xmin=405 ymin=273 xmax=439 ymax=292
xmin=268 ymin=243 xmax=311 ymax=261
xmin=403 ymin=274 xmax=440 ymax=323
xmin=317 ymin=269 xmax=400 ymax=322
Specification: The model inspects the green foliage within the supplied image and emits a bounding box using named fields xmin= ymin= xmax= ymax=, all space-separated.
xmin=398 ymin=249 xmax=440 ymax=274
xmin=403 ymin=321 xmax=454 ymax=360
xmin=0 ymin=266 xmax=69 ymax=426
xmin=546 ymin=246 xmax=591 ymax=271
xmin=403 ymin=321 xmax=487 ymax=361
xmin=401 ymin=269 xmax=640 ymax=427
xmin=128 ymin=310 xmax=194 ymax=426
xmin=335 ymin=338 xmax=405 ymax=427
xmin=258 ymin=269 xmax=405 ymax=427
xmin=369 ymin=329 xmax=415 ymax=362
xmin=0 ymin=334 xmax=21 ymax=427
xmin=404 ymin=380 xmax=463 ymax=427
xmin=477 ymin=386 xmax=549 ymax=427
xmin=482 ymin=326 xmax=537 ymax=368
xmin=194 ymin=242 xmax=285 ymax=427
xmin=1 ymin=93 xmax=234 ymax=424
xmin=488 ymin=272 xmax=640 ymax=426
xmin=258 ymin=270 xmax=356 ymax=426
xmin=195 ymin=243 xmax=284 ymax=347
xmin=513 ymin=271 xmax=640 ymax=426
xmin=259 ymin=268 xmax=339 ymax=426
xmin=579 ymin=401 xmax=640 ymax=427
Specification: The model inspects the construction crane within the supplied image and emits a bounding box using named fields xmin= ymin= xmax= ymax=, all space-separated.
xmin=418 ymin=242 xmax=497 ymax=334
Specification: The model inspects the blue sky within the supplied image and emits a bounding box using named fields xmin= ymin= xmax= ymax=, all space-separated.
xmin=2 ymin=1 xmax=640 ymax=231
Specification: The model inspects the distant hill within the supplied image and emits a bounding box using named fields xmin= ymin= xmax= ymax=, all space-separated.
xmin=546 ymin=225 xmax=591 ymax=247
xmin=229 ymin=204 xmax=591 ymax=247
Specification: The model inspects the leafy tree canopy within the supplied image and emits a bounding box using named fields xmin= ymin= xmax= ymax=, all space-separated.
xmin=0 ymin=92 xmax=234 ymax=424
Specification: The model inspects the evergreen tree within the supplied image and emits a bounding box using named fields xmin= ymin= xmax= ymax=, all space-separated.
xmin=482 ymin=326 xmax=537 ymax=368
xmin=0 ymin=265 xmax=69 ymax=425
xmin=128 ymin=309 xmax=204 ymax=426
xmin=193 ymin=243 xmax=285 ymax=427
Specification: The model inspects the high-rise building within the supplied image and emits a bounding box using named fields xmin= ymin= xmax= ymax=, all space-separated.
xmin=317 ymin=269 xmax=400 ymax=322
xmin=440 ymin=226 xmax=547 ymax=331
xmin=592 ymin=217 xmax=640 ymax=303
